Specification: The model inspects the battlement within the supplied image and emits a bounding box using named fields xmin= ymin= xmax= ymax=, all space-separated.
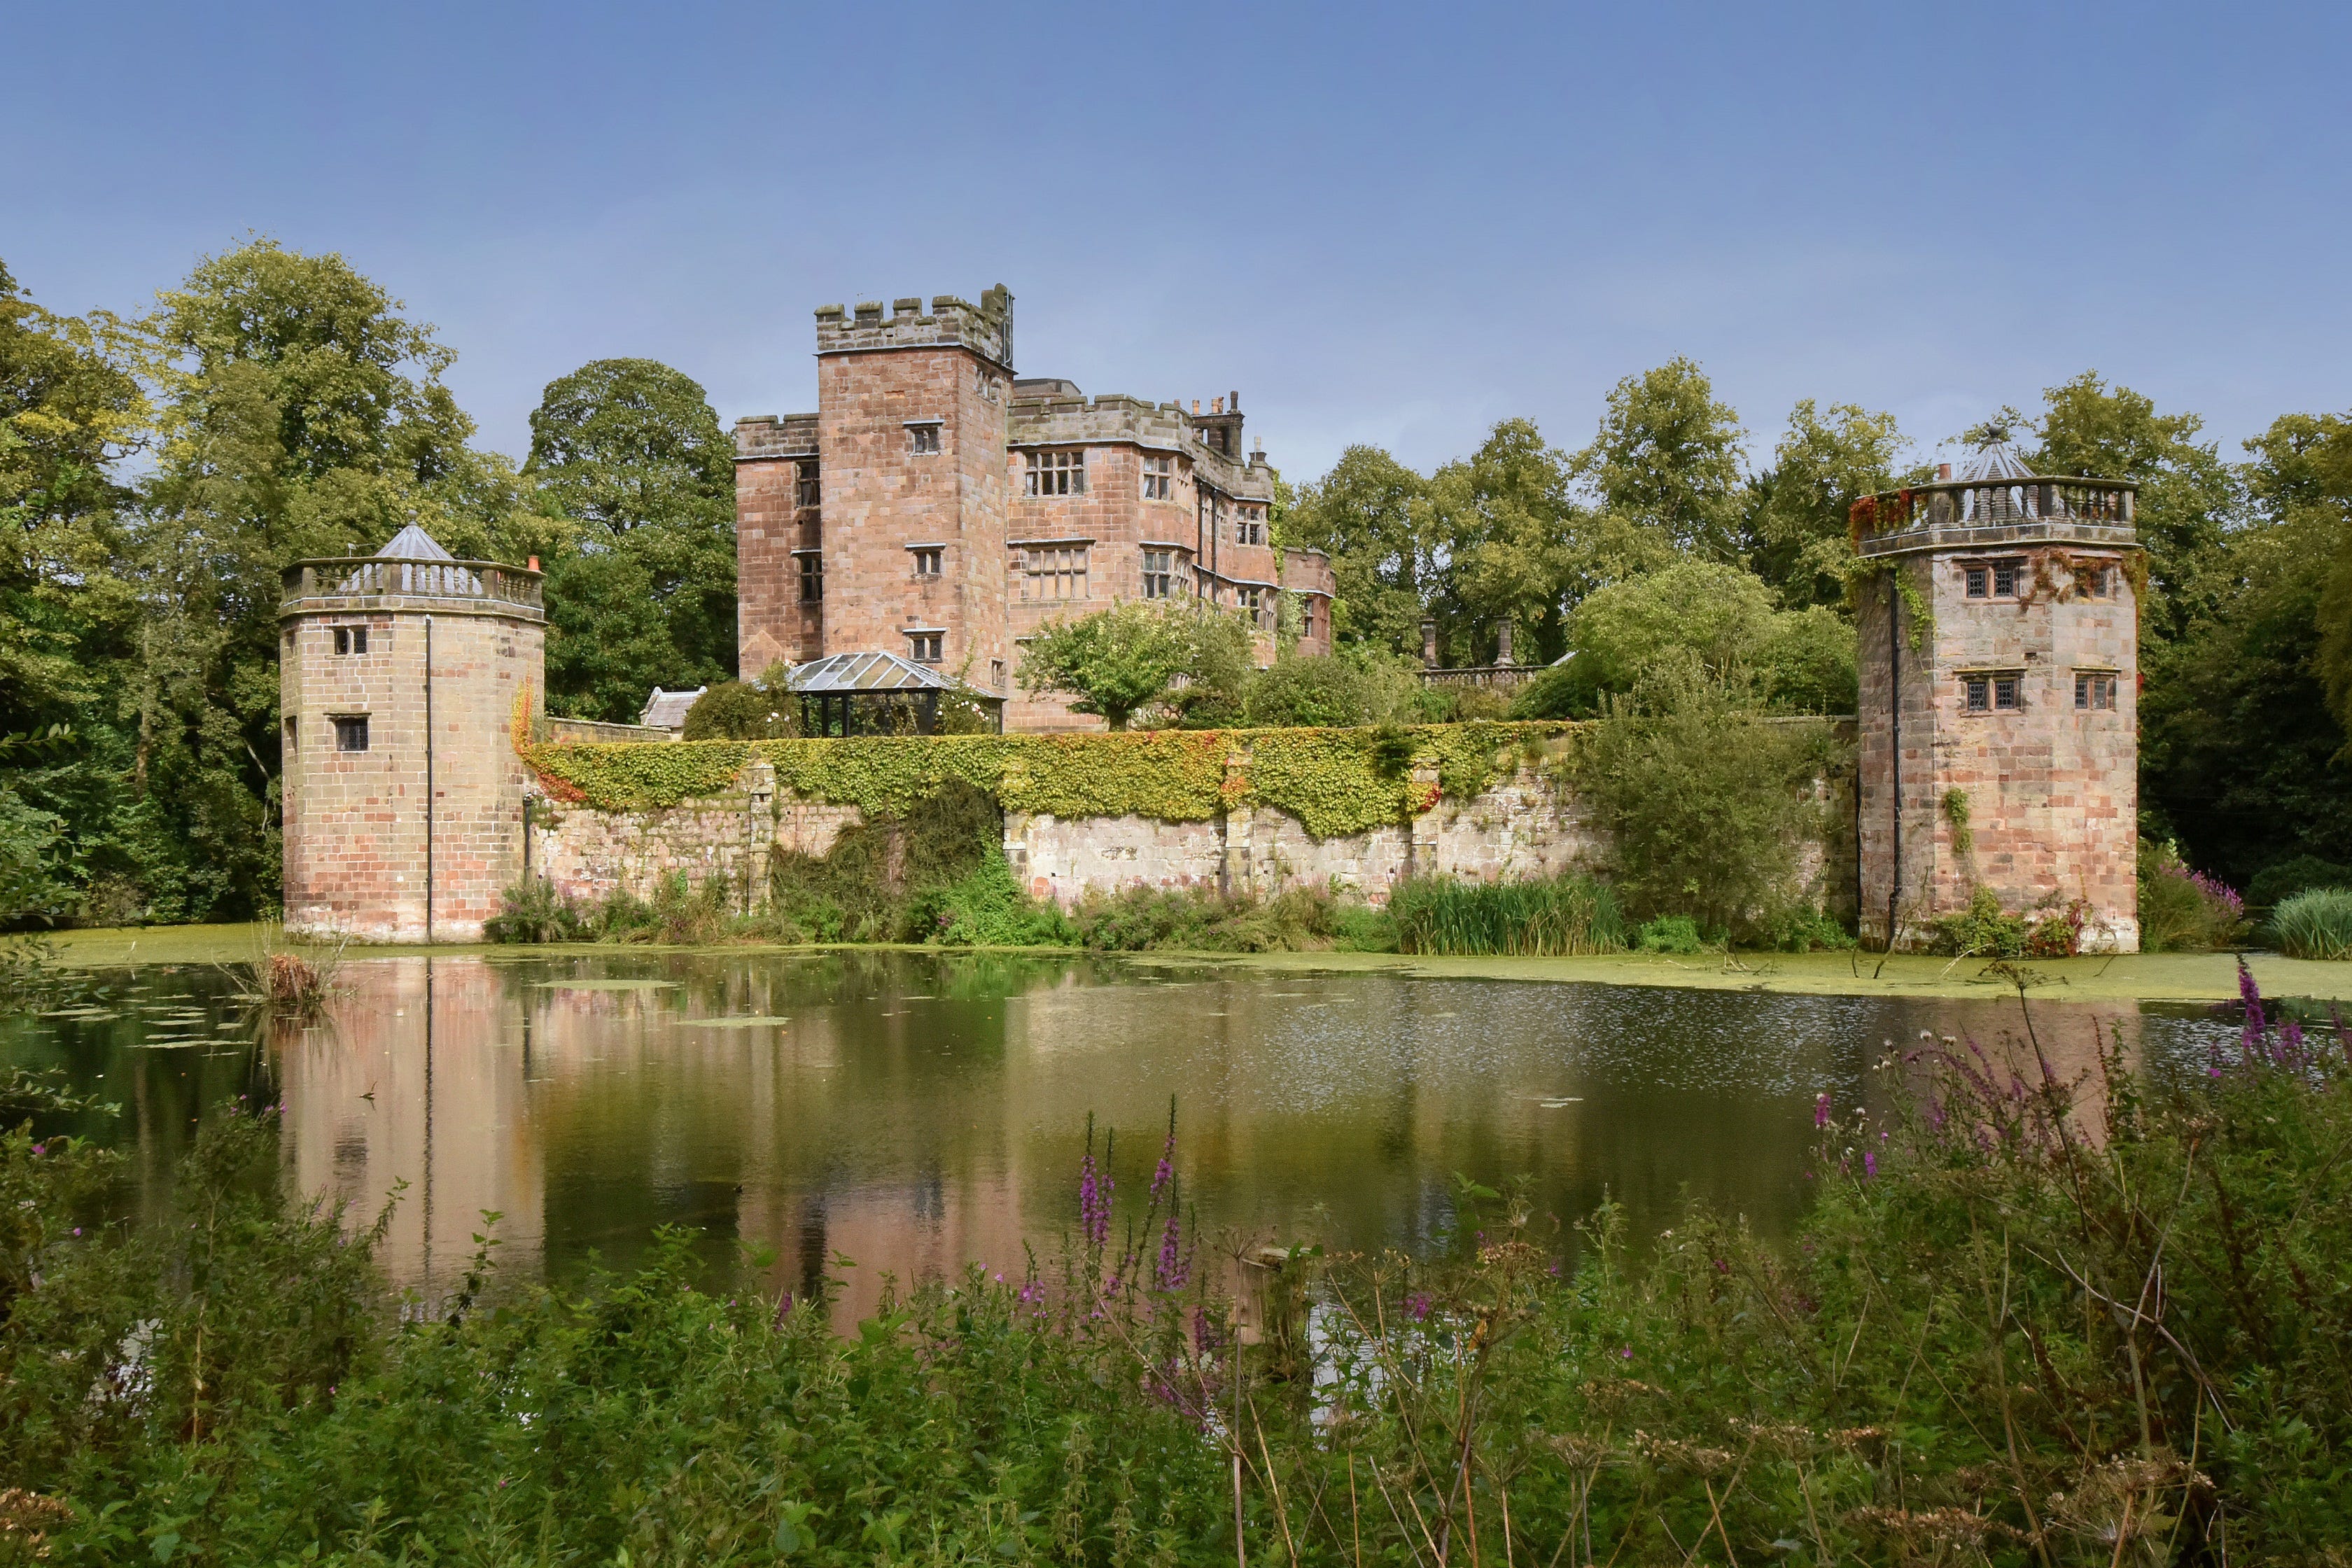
xmin=814 ymin=284 xmax=1014 ymax=370
xmin=1008 ymin=390 xmax=1272 ymax=500
xmin=733 ymin=412 xmax=819 ymax=459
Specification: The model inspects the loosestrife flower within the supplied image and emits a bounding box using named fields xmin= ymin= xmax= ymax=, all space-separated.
xmin=1405 ymin=1292 xmax=1432 ymax=1322
xmin=1814 ymin=1092 xmax=1831 ymax=1128
xmin=1863 ymin=1152 xmax=1877 ymax=1177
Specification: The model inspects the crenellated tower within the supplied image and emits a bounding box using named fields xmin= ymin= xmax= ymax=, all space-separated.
xmin=1854 ymin=438 xmax=2142 ymax=951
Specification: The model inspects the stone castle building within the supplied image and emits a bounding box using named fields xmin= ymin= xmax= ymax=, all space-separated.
xmin=1854 ymin=441 xmax=2143 ymax=951
xmin=731 ymin=286 xmax=1334 ymax=729
xmin=278 ymin=525 xmax=544 ymax=941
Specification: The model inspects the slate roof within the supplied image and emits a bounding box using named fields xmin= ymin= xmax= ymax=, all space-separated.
xmin=640 ymin=687 xmax=706 ymax=730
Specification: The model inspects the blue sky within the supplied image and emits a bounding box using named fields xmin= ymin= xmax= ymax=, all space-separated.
xmin=8 ymin=1 xmax=2348 ymax=483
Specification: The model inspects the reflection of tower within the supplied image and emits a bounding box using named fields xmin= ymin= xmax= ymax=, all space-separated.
xmin=279 ymin=526 xmax=545 ymax=942
xmin=1855 ymin=439 xmax=2143 ymax=951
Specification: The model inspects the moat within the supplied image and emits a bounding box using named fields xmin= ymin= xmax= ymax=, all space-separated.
xmin=10 ymin=951 xmax=2243 ymax=1324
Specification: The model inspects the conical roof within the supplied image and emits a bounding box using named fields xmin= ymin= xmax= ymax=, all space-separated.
xmin=376 ymin=523 xmax=455 ymax=561
xmin=1959 ymin=440 xmax=2035 ymax=483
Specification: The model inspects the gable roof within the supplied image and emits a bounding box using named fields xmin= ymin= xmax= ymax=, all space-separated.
xmin=640 ymin=687 xmax=706 ymax=729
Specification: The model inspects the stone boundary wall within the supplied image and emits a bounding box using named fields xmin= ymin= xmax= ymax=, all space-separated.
xmin=529 ymin=746 xmax=1860 ymax=919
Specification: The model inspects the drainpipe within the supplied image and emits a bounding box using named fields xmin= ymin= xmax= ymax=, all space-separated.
xmin=424 ymin=612 xmax=434 ymax=945
xmin=1884 ymin=575 xmax=1902 ymax=949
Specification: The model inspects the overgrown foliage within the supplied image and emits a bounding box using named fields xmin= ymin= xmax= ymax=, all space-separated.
xmin=2136 ymin=838 xmax=2250 ymax=953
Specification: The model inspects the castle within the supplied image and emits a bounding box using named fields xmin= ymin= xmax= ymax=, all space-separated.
xmin=273 ymin=291 xmax=2143 ymax=948
xmin=730 ymin=287 xmax=1334 ymax=729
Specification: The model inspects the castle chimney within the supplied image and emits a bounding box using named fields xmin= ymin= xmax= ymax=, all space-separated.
xmin=527 ymin=556 xmax=539 ymax=571
xmin=1938 ymin=463 xmax=1952 ymax=480
xmin=1192 ymin=399 xmax=1200 ymax=414
xmin=1212 ymin=397 xmax=1224 ymax=414
xmin=1421 ymin=618 xmax=1438 ymax=668
xmin=1228 ymin=390 xmax=1239 ymax=411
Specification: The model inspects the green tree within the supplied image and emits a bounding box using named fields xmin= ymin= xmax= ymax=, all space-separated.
xmin=1511 ymin=559 xmax=1855 ymax=718
xmin=1571 ymin=358 xmax=1746 ymax=564
xmin=1282 ymin=446 xmax=1439 ymax=657
xmin=526 ymin=359 xmax=738 ymax=722
xmin=2029 ymin=372 xmax=2238 ymax=648
xmin=2141 ymin=411 xmax=2352 ymax=885
xmin=1746 ymin=399 xmax=1910 ymax=608
xmin=1428 ymin=418 xmax=1583 ymax=664
xmin=1017 ymin=600 xmax=1204 ymax=729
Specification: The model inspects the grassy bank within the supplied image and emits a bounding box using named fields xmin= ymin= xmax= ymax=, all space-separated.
xmin=3 ymin=970 xmax=2348 ymax=1562
xmin=25 ymin=923 xmax=2352 ymax=1002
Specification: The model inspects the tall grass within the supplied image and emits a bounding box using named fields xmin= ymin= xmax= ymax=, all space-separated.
xmin=2270 ymin=884 xmax=2352 ymax=959
xmin=1390 ymin=870 xmax=1626 ymax=955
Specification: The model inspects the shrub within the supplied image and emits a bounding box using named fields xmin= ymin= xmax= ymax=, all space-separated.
xmin=2248 ymin=853 xmax=2352 ymax=910
xmin=1931 ymin=885 xmax=2030 ymax=957
xmin=1390 ymin=872 xmax=1625 ymax=956
xmin=1634 ymin=913 xmax=1706 ymax=953
xmin=2138 ymin=837 xmax=2249 ymax=951
xmin=1065 ymin=883 xmax=1352 ymax=953
xmin=484 ymin=878 xmax=594 ymax=942
xmin=679 ymin=678 xmax=798 ymax=741
xmin=1572 ymin=656 xmax=1839 ymax=937
xmin=1758 ymin=903 xmax=1856 ymax=951
xmin=2270 ymin=886 xmax=2352 ymax=959
xmin=920 ymin=848 xmax=1072 ymax=947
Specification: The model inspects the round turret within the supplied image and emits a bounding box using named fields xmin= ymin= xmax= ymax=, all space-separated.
xmin=278 ymin=526 xmax=545 ymax=941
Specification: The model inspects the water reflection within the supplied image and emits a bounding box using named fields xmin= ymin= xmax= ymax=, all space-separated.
xmin=8 ymin=953 xmax=2230 ymax=1327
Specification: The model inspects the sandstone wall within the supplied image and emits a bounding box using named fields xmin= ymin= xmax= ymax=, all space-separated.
xmin=536 ymin=752 xmax=1858 ymax=919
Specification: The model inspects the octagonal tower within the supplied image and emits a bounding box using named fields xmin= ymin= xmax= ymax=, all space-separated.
xmin=279 ymin=525 xmax=545 ymax=942
xmin=1855 ymin=439 xmax=2142 ymax=951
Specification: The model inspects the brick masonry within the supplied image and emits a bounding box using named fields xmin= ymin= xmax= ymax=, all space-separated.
xmin=281 ymin=593 xmax=543 ymax=942
xmin=1856 ymin=545 xmax=2140 ymax=951
xmin=734 ymin=287 xmax=1334 ymax=732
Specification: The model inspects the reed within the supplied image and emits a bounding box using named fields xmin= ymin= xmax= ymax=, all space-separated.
xmin=1389 ymin=871 xmax=1626 ymax=956
xmin=2269 ymin=884 xmax=2352 ymax=960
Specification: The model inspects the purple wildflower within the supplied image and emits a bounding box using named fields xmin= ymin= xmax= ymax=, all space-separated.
xmin=29 ymin=1145 xmax=41 ymax=1157
xmin=1405 ymin=1292 xmax=1433 ymax=1322
xmin=1814 ymin=1092 xmax=1831 ymax=1128
xmin=2279 ymin=1017 xmax=2306 ymax=1069
xmin=1619 ymin=1345 xmax=1633 ymax=1359
xmin=1154 ymin=1207 xmax=1189 ymax=1292
xmin=2239 ymin=958 xmax=2267 ymax=1056
xmin=1078 ymin=1152 xmax=1100 ymax=1244
xmin=1018 ymin=1278 xmax=1046 ymax=1308
xmin=1863 ymin=1151 xmax=1877 ymax=1178
xmin=1192 ymin=1306 xmax=1223 ymax=1352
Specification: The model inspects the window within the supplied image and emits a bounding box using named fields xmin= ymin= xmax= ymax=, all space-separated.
xmin=1300 ymin=601 xmax=1315 ymax=638
xmin=1238 ymin=507 xmax=1265 ymax=546
xmin=1025 ymin=449 xmax=1085 ymax=495
xmin=797 ymin=552 xmax=823 ymax=602
xmin=909 ymin=422 xmax=941 ymax=455
xmin=284 ymin=716 xmax=297 ymax=753
xmin=1964 ymin=676 xmax=1989 ymax=712
xmin=1965 ymin=566 xmax=1988 ymax=598
xmin=794 ymin=460 xmax=820 ymax=509
xmin=990 ymin=659 xmax=1005 ymax=689
xmin=1994 ymin=675 xmax=2021 ymax=710
xmin=1141 ymin=549 xmax=1177 ymax=599
xmin=1020 ymin=545 xmax=1090 ymax=599
xmin=332 ymin=625 xmax=369 ymax=655
xmin=909 ymin=631 xmax=944 ymax=664
xmin=1962 ymin=674 xmax=2021 ymax=712
xmin=1239 ymin=587 xmax=1264 ymax=618
xmin=1142 ymin=455 xmax=1172 ymax=500
xmin=1991 ymin=557 xmax=2023 ymax=596
xmin=2085 ymin=564 xmax=2115 ymax=598
xmin=2076 ymin=671 xmax=2118 ymax=710
xmin=910 ymin=547 xmax=943 ymax=576
xmin=332 ymin=715 xmax=370 ymax=752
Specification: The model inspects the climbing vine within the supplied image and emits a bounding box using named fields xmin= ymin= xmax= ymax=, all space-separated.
xmin=519 ymin=722 xmax=1577 ymax=837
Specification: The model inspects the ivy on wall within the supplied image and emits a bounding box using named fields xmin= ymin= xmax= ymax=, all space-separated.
xmin=518 ymin=722 xmax=1578 ymax=838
